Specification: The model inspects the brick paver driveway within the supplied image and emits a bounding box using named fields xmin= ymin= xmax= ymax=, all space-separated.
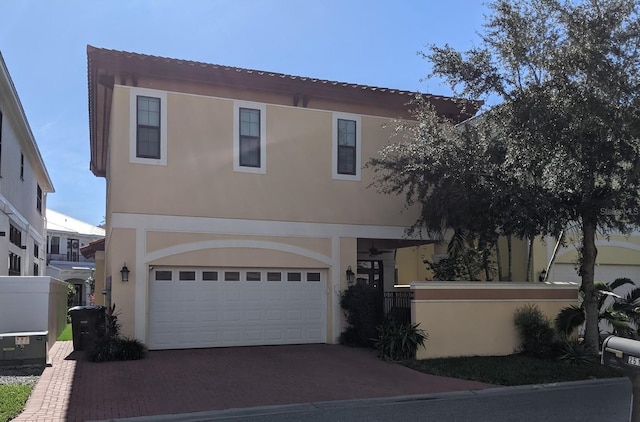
xmin=15 ymin=341 xmax=492 ymax=421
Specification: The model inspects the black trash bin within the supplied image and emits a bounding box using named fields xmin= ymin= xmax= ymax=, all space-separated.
xmin=68 ymin=306 xmax=105 ymax=351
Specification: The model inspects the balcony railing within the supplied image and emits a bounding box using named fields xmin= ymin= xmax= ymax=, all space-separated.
xmin=47 ymin=253 xmax=94 ymax=263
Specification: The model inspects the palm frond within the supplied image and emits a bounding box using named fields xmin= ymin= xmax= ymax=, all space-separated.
xmin=625 ymin=287 xmax=640 ymax=304
xmin=610 ymin=277 xmax=635 ymax=291
xmin=447 ymin=229 xmax=467 ymax=257
xmin=555 ymin=305 xmax=585 ymax=336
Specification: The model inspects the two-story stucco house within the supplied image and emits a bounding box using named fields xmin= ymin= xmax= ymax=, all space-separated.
xmin=0 ymin=51 xmax=54 ymax=277
xmin=87 ymin=46 xmax=476 ymax=350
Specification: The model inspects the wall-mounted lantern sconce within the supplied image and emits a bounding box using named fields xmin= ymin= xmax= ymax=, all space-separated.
xmin=346 ymin=266 xmax=355 ymax=284
xmin=120 ymin=263 xmax=130 ymax=282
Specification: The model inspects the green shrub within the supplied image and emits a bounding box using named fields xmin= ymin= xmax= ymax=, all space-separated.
xmin=558 ymin=338 xmax=596 ymax=364
xmin=339 ymin=284 xmax=383 ymax=347
xmin=514 ymin=304 xmax=559 ymax=359
xmin=87 ymin=304 xmax=146 ymax=362
xmin=375 ymin=320 xmax=428 ymax=361
xmin=115 ymin=337 xmax=147 ymax=361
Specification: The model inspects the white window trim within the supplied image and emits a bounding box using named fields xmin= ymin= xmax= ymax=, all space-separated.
xmin=233 ymin=100 xmax=266 ymax=174
xmin=332 ymin=112 xmax=361 ymax=181
xmin=129 ymin=87 xmax=168 ymax=167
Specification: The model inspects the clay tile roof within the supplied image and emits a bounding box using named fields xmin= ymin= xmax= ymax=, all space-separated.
xmin=87 ymin=45 xmax=469 ymax=103
xmin=80 ymin=238 xmax=105 ymax=259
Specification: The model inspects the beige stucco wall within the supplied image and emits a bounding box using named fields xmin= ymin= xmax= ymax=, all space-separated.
xmin=147 ymin=231 xmax=332 ymax=257
xmin=396 ymin=245 xmax=435 ymax=284
xmin=412 ymin=282 xmax=578 ymax=359
xmin=93 ymin=250 xmax=105 ymax=306
xmin=107 ymin=85 xmax=418 ymax=227
xmin=107 ymin=228 xmax=137 ymax=338
xmin=338 ymin=237 xmax=358 ymax=335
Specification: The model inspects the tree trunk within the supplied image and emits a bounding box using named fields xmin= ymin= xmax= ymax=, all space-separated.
xmin=525 ymin=236 xmax=534 ymax=282
xmin=507 ymin=235 xmax=513 ymax=282
xmin=495 ymin=239 xmax=503 ymax=281
xmin=463 ymin=251 xmax=475 ymax=281
xmin=581 ymin=218 xmax=599 ymax=355
xmin=484 ymin=255 xmax=491 ymax=281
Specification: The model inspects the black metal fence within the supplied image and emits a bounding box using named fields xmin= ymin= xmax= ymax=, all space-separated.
xmin=382 ymin=291 xmax=413 ymax=325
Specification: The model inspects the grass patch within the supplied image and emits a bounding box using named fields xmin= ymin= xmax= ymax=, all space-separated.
xmin=0 ymin=385 xmax=32 ymax=422
xmin=405 ymin=354 xmax=623 ymax=386
xmin=57 ymin=324 xmax=72 ymax=341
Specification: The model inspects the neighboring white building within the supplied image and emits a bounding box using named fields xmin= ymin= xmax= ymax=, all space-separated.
xmin=46 ymin=209 xmax=104 ymax=306
xmin=0 ymin=51 xmax=54 ymax=278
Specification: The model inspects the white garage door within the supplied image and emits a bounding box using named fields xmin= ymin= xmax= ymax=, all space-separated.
xmin=148 ymin=267 xmax=327 ymax=350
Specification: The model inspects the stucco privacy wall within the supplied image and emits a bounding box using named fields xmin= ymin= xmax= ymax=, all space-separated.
xmin=412 ymin=282 xmax=579 ymax=359
xmin=0 ymin=277 xmax=67 ymax=349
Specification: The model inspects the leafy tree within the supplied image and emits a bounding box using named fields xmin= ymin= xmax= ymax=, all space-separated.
xmin=370 ymin=0 xmax=640 ymax=354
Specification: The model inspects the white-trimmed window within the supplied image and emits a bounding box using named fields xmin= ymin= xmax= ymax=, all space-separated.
xmin=129 ymin=87 xmax=167 ymax=166
xmin=233 ymin=101 xmax=266 ymax=174
xmin=332 ymin=112 xmax=361 ymax=181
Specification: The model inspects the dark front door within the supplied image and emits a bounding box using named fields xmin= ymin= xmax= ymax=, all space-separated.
xmin=357 ymin=259 xmax=385 ymax=323
xmin=356 ymin=260 xmax=384 ymax=292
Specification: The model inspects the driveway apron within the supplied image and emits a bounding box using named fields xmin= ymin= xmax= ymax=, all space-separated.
xmin=14 ymin=341 xmax=492 ymax=421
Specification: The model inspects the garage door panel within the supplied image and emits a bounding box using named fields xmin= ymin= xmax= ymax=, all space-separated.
xmin=266 ymin=310 xmax=282 ymax=320
xmin=149 ymin=267 xmax=327 ymax=350
xmin=198 ymin=311 xmax=219 ymax=322
xmin=222 ymin=310 xmax=243 ymax=322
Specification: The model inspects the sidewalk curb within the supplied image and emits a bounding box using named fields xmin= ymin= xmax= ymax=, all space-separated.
xmin=92 ymin=377 xmax=628 ymax=422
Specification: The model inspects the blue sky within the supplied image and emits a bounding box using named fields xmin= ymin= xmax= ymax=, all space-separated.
xmin=0 ymin=0 xmax=487 ymax=226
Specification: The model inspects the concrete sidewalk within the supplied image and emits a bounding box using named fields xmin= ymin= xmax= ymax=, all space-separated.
xmin=13 ymin=341 xmax=493 ymax=421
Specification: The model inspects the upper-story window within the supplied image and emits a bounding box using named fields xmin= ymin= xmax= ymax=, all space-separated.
xmin=50 ymin=236 xmax=60 ymax=255
xmin=36 ymin=184 xmax=42 ymax=214
xmin=332 ymin=112 xmax=361 ymax=181
xmin=9 ymin=223 xmax=21 ymax=247
xmin=129 ymin=87 xmax=167 ymax=167
xmin=67 ymin=238 xmax=79 ymax=262
xmin=20 ymin=153 xmax=24 ymax=180
xmin=233 ymin=101 xmax=266 ymax=174
xmin=239 ymin=108 xmax=261 ymax=167
xmin=337 ymin=119 xmax=357 ymax=175
xmin=137 ymin=96 xmax=161 ymax=159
